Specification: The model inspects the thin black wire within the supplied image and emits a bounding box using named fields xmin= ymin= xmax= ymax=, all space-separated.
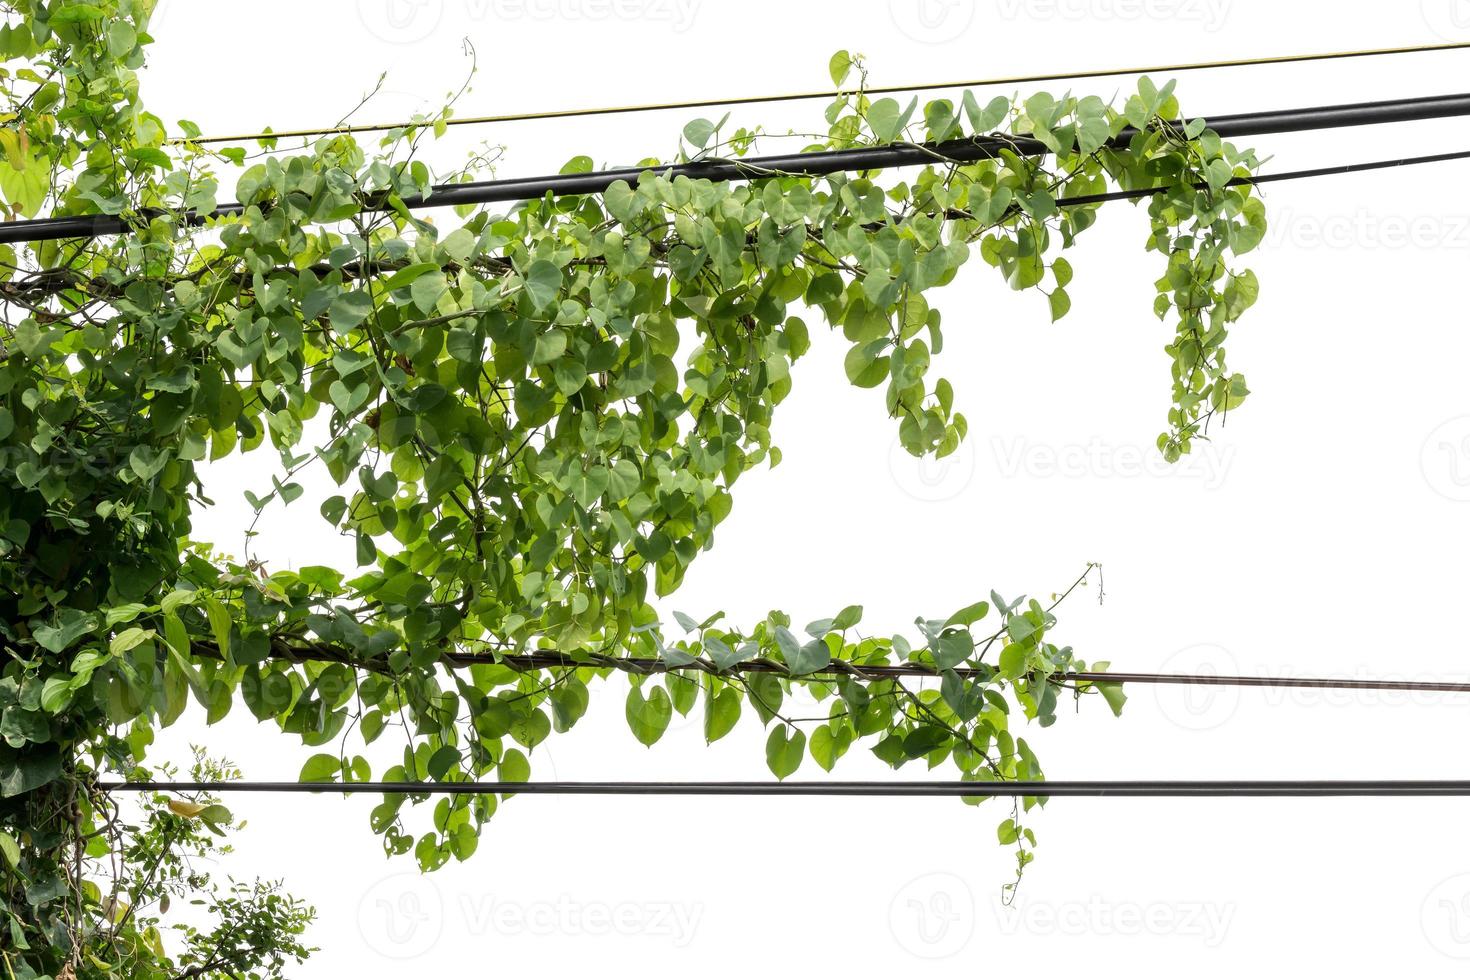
xmin=1063 ymin=670 xmax=1470 ymax=693
xmin=485 ymin=651 xmax=1470 ymax=693
xmin=95 ymin=780 xmax=1470 ymax=798
xmin=178 ymin=39 xmax=1470 ymax=145
xmin=1054 ymin=148 xmax=1470 ymax=207
xmin=7 ymin=91 xmax=1470 ymax=246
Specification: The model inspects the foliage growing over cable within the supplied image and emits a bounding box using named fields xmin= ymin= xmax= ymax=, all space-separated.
xmin=0 ymin=1 xmax=1264 ymax=974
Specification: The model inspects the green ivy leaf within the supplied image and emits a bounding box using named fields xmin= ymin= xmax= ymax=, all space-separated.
xmin=788 ymin=635 xmax=832 ymax=676
xmin=765 ymin=726 xmax=805 ymax=779
xmin=625 ymin=685 xmax=672 ymax=747
xmin=523 ymin=260 xmax=563 ymax=310
xmin=1096 ymin=682 xmax=1127 ymax=717
xmin=828 ymin=50 xmax=852 ymax=86
xmin=931 ymin=630 xmax=974 ymax=670
xmin=703 ymin=637 xmax=746 ymax=672
xmin=299 ymin=754 xmax=341 ymax=783
xmin=0 ymin=745 xmax=61 ymax=798
xmin=531 ymin=328 xmax=568 ymax=365
xmin=330 ymin=290 xmax=374 ymax=330
xmin=31 ymin=610 xmax=95 ymax=654
xmin=108 ymin=627 xmax=153 ymax=656
xmin=703 ymin=687 xmax=741 ymax=743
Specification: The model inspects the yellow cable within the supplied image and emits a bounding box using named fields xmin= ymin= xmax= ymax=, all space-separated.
xmin=174 ymin=39 xmax=1470 ymax=146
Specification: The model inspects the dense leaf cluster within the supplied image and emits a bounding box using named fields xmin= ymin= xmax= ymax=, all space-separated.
xmin=0 ymin=2 xmax=1265 ymax=974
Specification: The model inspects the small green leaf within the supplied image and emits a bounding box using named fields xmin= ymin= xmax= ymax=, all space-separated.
xmin=31 ymin=610 xmax=95 ymax=654
xmin=704 ymin=687 xmax=741 ymax=743
xmin=682 ymin=118 xmax=716 ymax=149
xmin=1096 ymin=682 xmax=1127 ymax=717
xmin=810 ymin=724 xmax=851 ymax=772
xmin=205 ymin=600 xmax=231 ymax=659
xmin=703 ymin=636 xmax=745 ymax=672
xmin=998 ymin=642 xmax=1028 ymax=680
xmin=765 ymin=726 xmax=805 ymax=779
xmin=1048 ymin=287 xmax=1070 ymax=322
xmin=963 ymin=92 xmax=1010 ymax=133
xmin=789 ymin=636 xmax=832 ymax=676
xmin=39 ymin=676 xmax=71 ymax=714
xmin=868 ymin=98 xmax=906 ymax=143
xmin=523 ymin=260 xmax=563 ymax=310
xmin=409 ymin=270 xmax=447 ymax=313
xmin=299 ymin=753 xmax=341 ymax=782
xmin=931 ymin=630 xmax=974 ymax=670
xmin=330 ymin=289 xmax=374 ymax=330
xmin=380 ymin=261 xmax=439 ymax=291
xmin=109 ymin=627 xmax=153 ymax=656
xmin=626 ymin=685 xmax=672 ymax=747
xmin=1006 ymin=615 xmax=1037 ymax=644
xmin=0 ymin=745 xmax=61 ymax=797
xmin=945 ymin=601 xmax=989 ymax=628
xmin=844 ymin=340 xmax=889 ymax=388
xmin=828 ymin=50 xmax=853 ymax=86
xmin=532 ymin=328 xmax=568 ymax=365
xmin=657 ymin=635 xmax=697 ymax=668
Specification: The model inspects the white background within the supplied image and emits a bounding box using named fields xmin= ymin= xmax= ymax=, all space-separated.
xmin=129 ymin=0 xmax=1470 ymax=974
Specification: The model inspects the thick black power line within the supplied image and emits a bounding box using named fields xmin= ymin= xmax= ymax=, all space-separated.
xmin=96 ymin=780 xmax=1470 ymax=798
xmin=6 ymin=92 xmax=1470 ymax=246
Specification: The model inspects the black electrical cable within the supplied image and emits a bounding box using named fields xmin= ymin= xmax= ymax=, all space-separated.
xmin=1063 ymin=670 xmax=1470 ymax=693
xmin=94 ymin=780 xmax=1470 ymax=798
xmin=1053 ymin=148 xmax=1470 ymax=207
xmin=6 ymin=91 xmax=1470 ymax=246
xmin=481 ymin=651 xmax=1470 ymax=694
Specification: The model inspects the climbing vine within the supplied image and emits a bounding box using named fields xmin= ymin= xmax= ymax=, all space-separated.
xmin=0 ymin=0 xmax=1266 ymax=974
